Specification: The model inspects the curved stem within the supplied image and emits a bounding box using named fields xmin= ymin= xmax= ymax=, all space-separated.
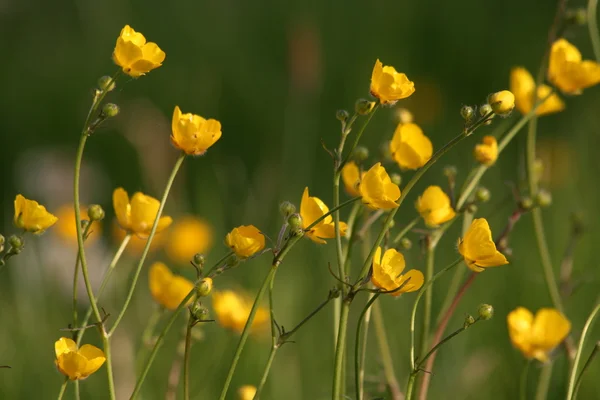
xmin=338 ymin=106 xmax=379 ymax=172
xmin=573 ymin=342 xmax=600 ymax=399
xmin=254 ymin=346 xmax=278 ymax=399
xmin=372 ymin=301 xmax=402 ymax=400
xmin=391 ymin=216 xmax=420 ymax=245
xmin=354 ymin=293 xmax=380 ymax=400
xmin=135 ymin=306 xmax=164 ymax=377
xmin=566 ymin=302 xmax=600 ymax=400
xmin=520 ymin=360 xmax=531 ymax=400
xmin=588 ymin=0 xmax=600 ymax=62
xmin=72 ymin=222 xmax=93 ymax=328
xmin=57 ymin=378 xmax=68 ymax=400
xmin=109 ymin=154 xmax=186 ymax=336
xmin=183 ymin=318 xmax=193 ymax=400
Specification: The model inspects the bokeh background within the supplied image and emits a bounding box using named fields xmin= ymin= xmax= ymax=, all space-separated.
xmin=1 ymin=0 xmax=599 ymax=399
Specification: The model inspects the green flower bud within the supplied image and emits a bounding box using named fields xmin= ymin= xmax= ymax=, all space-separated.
xmin=464 ymin=314 xmax=476 ymax=329
xmin=475 ymin=187 xmax=491 ymax=203
xmin=336 ymin=109 xmax=349 ymax=122
xmin=193 ymin=253 xmax=206 ymax=268
xmin=102 ymin=103 xmax=120 ymax=118
xmin=400 ymin=237 xmax=412 ymax=250
xmin=443 ymin=165 xmax=457 ymax=179
xmin=279 ymin=201 xmax=296 ymax=218
xmin=197 ymin=277 xmax=213 ymax=297
xmin=8 ymin=235 xmax=23 ymax=250
xmin=355 ymin=99 xmax=376 ymax=115
xmin=226 ymin=254 xmax=240 ymax=268
xmin=536 ymin=189 xmax=552 ymax=208
xmin=97 ymin=76 xmax=116 ymax=92
xmin=189 ymin=301 xmax=209 ymax=321
xmin=352 ymin=146 xmax=369 ymax=163
xmin=0 ymin=234 xmax=5 ymax=253
xmin=390 ymin=173 xmax=402 ymax=186
xmin=87 ymin=204 xmax=105 ymax=222
xmin=478 ymin=304 xmax=494 ymax=320
xmin=288 ymin=213 xmax=303 ymax=233
xmin=479 ymin=104 xmax=493 ymax=117
xmin=466 ymin=203 xmax=478 ymax=214
xmin=520 ymin=196 xmax=534 ymax=211
xmin=460 ymin=105 xmax=474 ymax=121
xmin=81 ymin=219 xmax=91 ymax=231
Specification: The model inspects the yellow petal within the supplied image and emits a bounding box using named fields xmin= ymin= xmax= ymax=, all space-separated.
xmin=300 ymin=187 xmax=331 ymax=228
xmin=78 ymin=345 xmax=106 ymax=378
xmin=55 ymin=337 xmax=78 ymax=358
xmin=341 ymin=162 xmax=362 ymax=197
xmin=56 ymin=351 xmax=88 ymax=380
xmin=112 ymin=188 xmax=131 ymax=231
xmin=394 ymin=269 xmax=424 ymax=295
xmin=390 ymin=123 xmax=433 ymax=170
xmin=531 ymin=308 xmax=571 ymax=350
xmin=459 ymin=218 xmax=508 ymax=271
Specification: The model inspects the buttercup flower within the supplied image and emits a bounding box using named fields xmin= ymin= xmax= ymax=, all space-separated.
xmin=54 ymin=337 xmax=106 ymax=380
xmin=149 ymin=262 xmax=195 ymax=310
xmin=112 ymin=220 xmax=165 ymax=255
xmin=548 ymin=38 xmax=600 ymax=94
xmin=113 ymin=188 xmax=172 ymax=238
xmin=507 ymin=307 xmax=571 ymax=362
xmin=171 ymin=106 xmax=222 ymax=156
xmin=371 ymin=247 xmax=424 ymax=296
xmin=238 ymin=385 xmax=257 ymax=400
xmin=341 ymin=161 xmax=363 ymax=197
xmin=510 ymin=67 xmax=565 ymax=115
xmin=166 ymin=216 xmax=214 ymax=264
xmin=458 ymin=218 xmax=508 ymax=272
xmin=488 ymin=90 xmax=515 ymax=116
xmin=14 ymin=194 xmax=58 ymax=234
xmin=225 ymin=225 xmax=265 ymax=258
xmin=212 ymin=290 xmax=269 ymax=334
xmin=390 ymin=123 xmax=433 ymax=170
xmin=358 ymin=163 xmax=401 ymax=210
xmin=370 ymin=59 xmax=415 ymax=105
xmin=112 ymin=25 xmax=165 ymax=77
xmin=300 ymin=188 xmax=347 ymax=244
xmin=474 ymin=136 xmax=498 ymax=166
xmin=416 ymin=186 xmax=456 ymax=226
xmin=54 ymin=205 xmax=102 ymax=244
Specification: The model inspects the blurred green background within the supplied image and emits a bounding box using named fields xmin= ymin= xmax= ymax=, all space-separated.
xmin=1 ymin=0 xmax=600 ymax=399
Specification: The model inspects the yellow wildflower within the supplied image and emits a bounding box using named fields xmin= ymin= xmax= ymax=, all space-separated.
xmin=341 ymin=161 xmax=363 ymax=197
xmin=300 ymin=187 xmax=347 ymax=244
xmin=171 ymin=106 xmax=222 ymax=156
xmin=225 ymin=225 xmax=265 ymax=258
xmin=212 ymin=290 xmax=269 ymax=334
xmin=112 ymin=220 xmax=165 ymax=255
xmin=112 ymin=25 xmax=165 ymax=77
xmin=510 ymin=67 xmax=565 ymax=115
xmin=113 ymin=188 xmax=172 ymax=238
xmin=416 ymin=186 xmax=456 ymax=226
xmin=359 ymin=163 xmax=401 ymax=210
xmin=370 ymin=59 xmax=415 ymax=105
xmin=238 ymin=385 xmax=257 ymax=400
xmin=371 ymin=247 xmax=424 ymax=296
xmin=474 ymin=136 xmax=498 ymax=166
xmin=13 ymin=194 xmax=58 ymax=234
xmin=54 ymin=337 xmax=105 ymax=380
xmin=54 ymin=205 xmax=102 ymax=244
xmin=458 ymin=218 xmax=508 ymax=272
xmin=148 ymin=262 xmax=195 ymax=310
xmin=390 ymin=123 xmax=433 ymax=170
xmin=548 ymin=38 xmax=600 ymax=94
xmin=507 ymin=307 xmax=571 ymax=362
xmin=166 ymin=216 xmax=214 ymax=264
xmin=488 ymin=90 xmax=515 ymax=116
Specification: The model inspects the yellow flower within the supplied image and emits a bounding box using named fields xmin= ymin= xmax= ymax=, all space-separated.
xmin=474 ymin=136 xmax=498 ymax=166
xmin=510 ymin=67 xmax=565 ymax=116
xmin=390 ymin=123 xmax=433 ymax=170
xmin=171 ymin=106 xmax=222 ymax=156
xmin=13 ymin=194 xmax=58 ymax=234
xmin=225 ymin=225 xmax=265 ymax=258
xmin=112 ymin=220 xmax=165 ymax=255
xmin=54 ymin=205 xmax=102 ymax=244
xmin=341 ymin=161 xmax=363 ymax=197
xmin=238 ymin=385 xmax=257 ymax=400
xmin=371 ymin=247 xmax=424 ymax=296
xmin=458 ymin=218 xmax=508 ymax=272
xmin=416 ymin=186 xmax=456 ymax=226
xmin=54 ymin=337 xmax=106 ymax=380
xmin=548 ymin=38 xmax=600 ymax=94
xmin=112 ymin=25 xmax=165 ymax=77
xmin=113 ymin=188 xmax=172 ymax=238
xmin=488 ymin=90 xmax=515 ymax=116
xmin=300 ymin=187 xmax=347 ymax=244
xmin=358 ymin=163 xmax=401 ymax=210
xmin=148 ymin=262 xmax=195 ymax=310
xmin=212 ymin=290 xmax=269 ymax=334
xmin=370 ymin=59 xmax=415 ymax=105
xmin=507 ymin=307 xmax=571 ymax=362
xmin=166 ymin=216 xmax=214 ymax=264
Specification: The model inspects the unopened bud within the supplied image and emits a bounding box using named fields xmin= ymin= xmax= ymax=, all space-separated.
xmin=0 ymin=234 xmax=4 ymax=253
xmin=520 ymin=196 xmax=534 ymax=211
xmin=488 ymin=91 xmax=515 ymax=116
xmin=466 ymin=203 xmax=478 ymax=214
xmin=87 ymin=204 xmax=105 ymax=222
xmin=478 ymin=304 xmax=494 ymax=320
xmin=279 ymin=201 xmax=296 ymax=218
xmin=536 ymin=189 xmax=552 ymax=208
xmin=102 ymin=103 xmax=120 ymax=118
xmin=355 ymin=99 xmax=376 ymax=115
xmin=479 ymin=104 xmax=493 ymax=117
xmin=464 ymin=314 xmax=476 ymax=329
xmin=390 ymin=173 xmax=402 ymax=186
xmin=287 ymin=213 xmax=303 ymax=233
xmin=8 ymin=235 xmax=23 ymax=250
xmin=81 ymin=220 xmax=91 ymax=231
xmin=475 ymin=187 xmax=491 ymax=203
xmin=193 ymin=253 xmax=206 ymax=268
xmin=97 ymin=76 xmax=116 ymax=92
xmin=352 ymin=146 xmax=369 ymax=163
xmin=443 ymin=165 xmax=457 ymax=179
xmin=197 ymin=278 xmax=213 ymax=297
xmin=400 ymin=237 xmax=412 ymax=250
xmin=460 ymin=105 xmax=474 ymax=121
xmin=189 ymin=301 xmax=209 ymax=321
xmin=336 ymin=109 xmax=349 ymax=122
xmin=226 ymin=254 xmax=240 ymax=268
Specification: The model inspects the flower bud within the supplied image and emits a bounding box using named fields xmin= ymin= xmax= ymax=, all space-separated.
xmin=287 ymin=213 xmax=303 ymax=234
xmin=193 ymin=253 xmax=206 ymax=268
xmin=460 ymin=105 xmax=474 ymax=121
xmin=0 ymin=234 xmax=5 ymax=253
xmin=400 ymin=237 xmax=412 ymax=250
xmin=488 ymin=90 xmax=515 ymax=116
xmin=97 ymin=76 xmax=116 ymax=92
xmin=536 ymin=189 xmax=552 ymax=208
xmin=336 ymin=109 xmax=349 ymax=122
xmin=466 ymin=203 xmax=478 ymax=214
xmin=390 ymin=173 xmax=402 ymax=186
xmin=279 ymin=201 xmax=296 ymax=218
xmin=81 ymin=219 xmax=91 ymax=232
xmin=102 ymin=103 xmax=120 ymax=118
xmin=355 ymin=99 xmax=376 ymax=115
xmin=478 ymin=304 xmax=494 ymax=320
xmin=520 ymin=196 xmax=534 ymax=211
xmin=464 ymin=314 xmax=476 ymax=329
xmin=443 ymin=165 xmax=457 ymax=179
xmin=479 ymin=104 xmax=493 ymax=117
xmin=475 ymin=187 xmax=491 ymax=203
xmin=87 ymin=204 xmax=105 ymax=222
xmin=396 ymin=108 xmax=414 ymax=124
xmin=226 ymin=254 xmax=240 ymax=268
xmin=189 ymin=301 xmax=209 ymax=321
xmin=352 ymin=146 xmax=369 ymax=163
xmin=8 ymin=235 xmax=23 ymax=250
xmin=197 ymin=277 xmax=213 ymax=297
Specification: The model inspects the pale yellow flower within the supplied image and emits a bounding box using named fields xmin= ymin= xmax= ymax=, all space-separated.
xmin=171 ymin=106 xmax=222 ymax=156
xmin=14 ymin=194 xmax=58 ymax=234
xmin=166 ymin=216 xmax=214 ymax=264
xmin=112 ymin=25 xmax=165 ymax=77
xmin=358 ymin=163 xmax=401 ymax=210
xmin=370 ymin=59 xmax=415 ymax=105
xmin=474 ymin=136 xmax=498 ymax=166
xmin=371 ymin=247 xmax=424 ymax=296
xmin=225 ymin=225 xmax=265 ymax=258
xmin=458 ymin=218 xmax=508 ymax=272
xmin=212 ymin=290 xmax=269 ymax=334
xmin=113 ymin=188 xmax=172 ymax=238
xmin=416 ymin=186 xmax=456 ymax=226
xmin=548 ymin=38 xmax=600 ymax=94
xmin=390 ymin=123 xmax=433 ymax=170
xmin=300 ymin=188 xmax=347 ymax=244
xmin=510 ymin=67 xmax=565 ymax=115
xmin=149 ymin=262 xmax=195 ymax=310
xmin=55 ymin=337 xmax=105 ymax=380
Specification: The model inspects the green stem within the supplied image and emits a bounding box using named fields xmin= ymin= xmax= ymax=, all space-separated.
xmin=520 ymin=360 xmax=531 ymax=400
xmin=567 ymin=302 xmax=600 ymax=400
xmin=102 ymin=335 xmax=116 ymax=400
xmin=419 ymin=245 xmax=435 ymax=360
xmin=354 ymin=293 xmax=380 ymax=400
xmin=183 ymin=318 xmax=193 ymax=400
xmin=109 ymin=154 xmax=186 ymax=336
xmin=573 ymin=342 xmax=600 ymax=399
xmin=135 ymin=306 xmax=164 ymax=377
xmin=535 ymin=362 xmax=553 ymax=400
xmin=406 ymin=374 xmax=417 ymax=400
xmin=338 ymin=106 xmax=379 ymax=172
xmin=372 ymin=301 xmax=402 ymax=400
xmin=254 ymin=346 xmax=278 ymax=399
xmin=72 ymin=222 xmax=93 ymax=328
xmin=588 ymin=0 xmax=600 ymax=62
xmin=391 ymin=216 xmax=420 ymax=245
xmin=332 ymin=298 xmax=351 ymax=399
xmin=57 ymin=378 xmax=68 ymax=400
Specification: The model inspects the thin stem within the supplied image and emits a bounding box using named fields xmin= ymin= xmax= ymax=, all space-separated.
xmin=254 ymin=346 xmax=278 ymax=400
xmin=109 ymin=153 xmax=186 ymax=336
xmin=520 ymin=360 xmax=531 ymax=400
xmin=355 ymin=293 xmax=380 ymax=400
xmin=391 ymin=217 xmax=420 ymax=245
xmin=308 ymin=197 xmax=361 ymax=233
xmin=338 ymin=106 xmax=379 ymax=172
xmin=535 ymin=362 xmax=553 ymax=400
xmin=332 ymin=298 xmax=351 ymax=399
xmin=372 ymin=301 xmax=402 ymax=400
xmin=57 ymin=378 xmax=68 ymax=400
xmin=205 ymin=251 xmax=236 ymax=278
xmin=72 ymin=222 xmax=94 ymax=328
xmin=573 ymin=342 xmax=600 ymax=398
xmin=588 ymin=0 xmax=600 ymax=62
xmin=567 ymin=302 xmax=600 ymax=400
xmin=135 ymin=307 xmax=164 ymax=377
xmin=102 ymin=335 xmax=116 ymax=400
xmin=419 ymin=244 xmax=435 ymax=360
xmin=183 ymin=318 xmax=193 ymax=400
